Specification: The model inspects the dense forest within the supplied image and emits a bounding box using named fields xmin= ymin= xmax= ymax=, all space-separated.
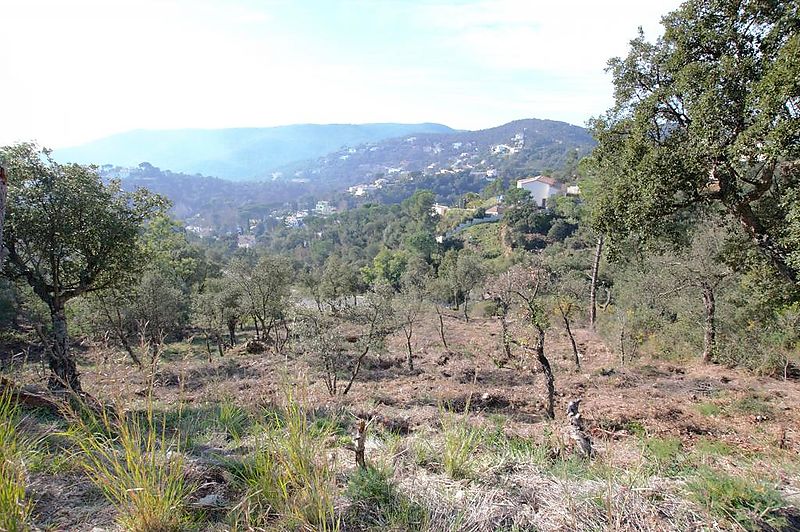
xmin=0 ymin=0 xmax=798 ymax=531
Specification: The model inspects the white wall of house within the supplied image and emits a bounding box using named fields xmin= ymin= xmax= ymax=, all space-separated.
xmin=518 ymin=180 xmax=559 ymax=207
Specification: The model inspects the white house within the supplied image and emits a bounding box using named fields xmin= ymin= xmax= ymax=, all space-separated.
xmin=516 ymin=175 xmax=562 ymax=207
xmin=432 ymin=203 xmax=450 ymax=216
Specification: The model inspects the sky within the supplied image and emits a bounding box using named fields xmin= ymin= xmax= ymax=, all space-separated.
xmin=0 ymin=0 xmax=682 ymax=148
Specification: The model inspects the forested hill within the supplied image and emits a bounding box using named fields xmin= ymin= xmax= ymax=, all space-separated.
xmin=53 ymin=123 xmax=455 ymax=180
xmin=276 ymin=118 xmax=595 ymax=187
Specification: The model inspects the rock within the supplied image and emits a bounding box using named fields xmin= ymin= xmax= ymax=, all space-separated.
xmin=194 ymin=493 xmax=225 ymax=508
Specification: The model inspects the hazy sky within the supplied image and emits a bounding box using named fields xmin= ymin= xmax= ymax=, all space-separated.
xmin=1 ymin=0 xmax=681 ymax=148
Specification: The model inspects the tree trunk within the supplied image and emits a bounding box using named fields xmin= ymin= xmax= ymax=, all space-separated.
xmin=227 ymin=318 xmax=237 ymax=346
xmin=216 ymin=334 xmax=225 ymax=357
xmin=534 ymin=326 xmax=554 ymax=420
xmin=729 ymin=201 xmax=797 ymax=284
xmin=404 ymin=325 xmax=414 ymax=370
xmin=561 ymin=310 xmax=580 ymax=369
xmin=463 ymin=293 xmax=470 ymax=322
xmin=435 ymin=304 xmax=448 ymax=350
xmin=500 ymin=311 xmax=512 ymax=365
xmin=701 ymin=283 xmax=716 ymax=363
xmin=48 ymin=304 xmax=82 ymax=392
xmin=0 ymin=166 xmax=7 ymax=267
xmin=588 ymin=234 xmax=604 ymax=330
xmin=252 ymin=314 xmax=260 ymax=339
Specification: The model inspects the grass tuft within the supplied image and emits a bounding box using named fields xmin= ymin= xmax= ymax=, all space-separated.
xmin=441 ymin=412 xmax=482 ymax=480
xmin=0 ymin=391 xmax=33 ymax=532
xmin=65 ymin=402 xmax=193 ymax=532
xmin=345 ymin=465 xmax=426 ymax=530
xmin=231 ymin=387 xmax=339 ymax=531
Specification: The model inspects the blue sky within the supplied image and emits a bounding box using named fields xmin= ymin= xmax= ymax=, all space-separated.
xmin=0 ymin=0 xmax=681 ymax=147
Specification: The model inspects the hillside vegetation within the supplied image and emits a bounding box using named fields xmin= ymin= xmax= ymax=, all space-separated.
xmin=0 ymin=0 xmax=798 ymax=530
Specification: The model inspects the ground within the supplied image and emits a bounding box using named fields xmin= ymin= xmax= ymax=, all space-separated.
xmin=3 ymin=307 xmax=799 ymax=531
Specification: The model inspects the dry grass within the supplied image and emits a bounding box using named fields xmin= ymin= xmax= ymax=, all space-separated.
xmin=0 ymin=390 xmax=33 ymax=532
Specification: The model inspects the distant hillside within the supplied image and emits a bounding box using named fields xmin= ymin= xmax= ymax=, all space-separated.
xmin=279 ymin=118 xmax=595 ymax=188
xmin=55 ymin=123 xmax=456 ymax=180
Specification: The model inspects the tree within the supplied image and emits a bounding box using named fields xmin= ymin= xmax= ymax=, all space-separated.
xmin=1 ymin=143 xmax=164 ymax=391
xmin=654 ymin=223 xmax=733 ymax=362
xmin=132 ymin=270 xmax=189 ymax=356
xmin=403 ymin=189 xmax=437 ymax=230
xmin=229 ymin=254 xmax=293 ymax=351
xmin=437 ymin=249 xmax=485 ymax=321
xmin=395 ymin=260 xmax=430 ymax=370
xmin=587 ymin=0 xmax=800 ymax=284
xmin=551 ymin=273 xmax=586 ymax=369
xmin=508 ymin=261 xmax=556 ymax=420
xmin=300 ymin=282 xmax=396 ymax=395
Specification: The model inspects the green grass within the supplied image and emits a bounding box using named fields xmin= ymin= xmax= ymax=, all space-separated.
xmin=231 ymin=388 xmax=339 ymax=531
xmin=692 ymin=438 xmax=734 ymax=458
xmin=0 ymin=391 xmax=33 ymax=532
xmin=65 ymin=402 xmax=194 ymax=532
xmin=694 ymin=402 xmax=722 ymax=416
xmin=687 ymin=468 xmax=786 ymax=530
xmin=345 ymin=465 xmax=426 ymax=530
xmin=730 ymin=395 xmax=773 ymax=417
xmin=441 ymin=413 xmax=483 ymax=479
xmin=216 ymin=398 xmax=250 ymax=443
xmin=642 ymin=436 xmax=686 ymax=475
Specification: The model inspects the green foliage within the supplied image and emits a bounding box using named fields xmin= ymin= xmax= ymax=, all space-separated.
xmin=440 ymin=410 xmax=483 ymax=480
xmin=642 ymin=437 xmax=685 ymax=475
xmin=687 ymin=468 xmax=786 ymax=530
xmin=2 ymin=143 xmax=167 ymax=305
xmin=587 ymin=0 xmax=800 ymax=284
xmin=216 ymin=398 xmax=250 ymax=443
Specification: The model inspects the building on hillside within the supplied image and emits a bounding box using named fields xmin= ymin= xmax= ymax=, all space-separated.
xmin=516 ymin=175 xmax=562 ymax=207
xmin=237 ymin=235 xmax=256 ymax=249
xmin=566 ymin=185 xmax=581 ymax=196
xmin=485 ymin=204 xmax=506 ymax=217
xmin=315 ymin=200 xmax=335 ymax=216
xmin=432 ymin=203 xmax=450 ymax=216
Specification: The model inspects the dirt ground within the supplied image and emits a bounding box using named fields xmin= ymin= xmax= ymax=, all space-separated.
xmin=4 ymin=309 xmax=800 ymax=531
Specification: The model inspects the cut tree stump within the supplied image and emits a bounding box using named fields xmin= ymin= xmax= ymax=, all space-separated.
xmin=567 ymin=399 xmax=594 ymax=458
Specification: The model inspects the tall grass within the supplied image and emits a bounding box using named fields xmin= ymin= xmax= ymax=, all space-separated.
xmin=0 ymin=391 xmax=32 ymax=532
xmin=440 ymin=409 xmax=483 ymax=480
xmin=65 ymin=403 xmax=193 ymax=532
xmin=232 ymin=387 xmax=339 ymax=531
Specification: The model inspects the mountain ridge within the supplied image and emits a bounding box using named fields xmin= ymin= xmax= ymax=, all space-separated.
xmin=54 ymin=122 xmax=456 ymax=180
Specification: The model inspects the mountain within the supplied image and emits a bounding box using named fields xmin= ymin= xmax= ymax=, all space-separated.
xmin=55 ymin=123 xmax=456 ymax=181
xmin=278 ymin=118 xmax=594 ymax=188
